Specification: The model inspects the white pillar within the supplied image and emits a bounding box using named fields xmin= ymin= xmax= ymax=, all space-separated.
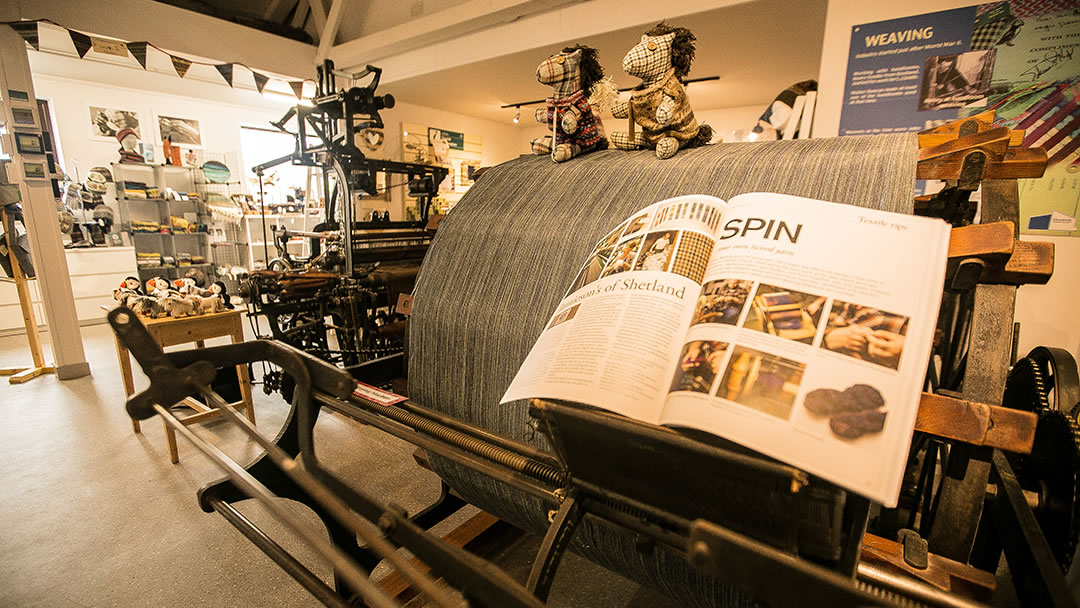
xmin=0 ymin=27 xmax=89 ymax=379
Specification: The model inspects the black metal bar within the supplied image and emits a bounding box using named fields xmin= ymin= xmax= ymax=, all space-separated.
xmin=315 ymin=393 xmax=560 ymax=504
xmin=526 ymin=492 xmax=584 ymax=601
xmin=208 ymin=498 xmax=351 ymax=608
xmin=990 ymin=449 xmax=1078 ymax=607
xmin=500 ymin=75 xmax=721 ymax=108
xmin=151 ymin=402 xmax=400 ymax=608
xmin=688 ymin=519 xmax=898 ymax=608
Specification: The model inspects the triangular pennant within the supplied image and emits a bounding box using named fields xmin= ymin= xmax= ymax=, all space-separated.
xmin=170 ymin=55 xmax=191 ymax=78
xmin=128 ymin=41 xmax=148 ymax=69
xmin=214 ymin=63 xmax=234 ymax=87
xmin=253 ymin=72 xmax=270 ymax=94
xmin=69 ymin=30 xmax=92 ymax=58
xmin=10 ymin=22 xmax=40 ymax=51
xmin=288 ymin=80 xmax=305 ymax=100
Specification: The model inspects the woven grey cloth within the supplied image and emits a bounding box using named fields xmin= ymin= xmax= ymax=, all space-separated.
xmin=408 ymin=134 xmax=918 ymax=607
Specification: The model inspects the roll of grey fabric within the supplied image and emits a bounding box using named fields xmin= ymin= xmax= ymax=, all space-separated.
xmin=409 ymin=135 xmax=918 ymax=606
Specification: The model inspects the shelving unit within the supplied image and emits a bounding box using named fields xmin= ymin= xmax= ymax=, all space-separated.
xmin=112 ymin=162 xmax=213 ymax=284
xmin=244 ymin=213 xmax=314 ymax=270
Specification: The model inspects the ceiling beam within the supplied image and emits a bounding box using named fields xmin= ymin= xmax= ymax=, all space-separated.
xmin=328 ymin=0 xmax=752 ymax=81
xmin=290 ymin=1 xmax=309 ymax=29
xmin=308 ymin=0 xmax=328 ymax=36
xmin=262 ymin=0 xmax=285 ymax=20
xmin=316 ymin=0 xmax=345 ymax=64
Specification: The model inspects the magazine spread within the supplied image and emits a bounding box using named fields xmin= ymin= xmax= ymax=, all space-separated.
xmin=501 ymin=192 xmax=951 ymax=507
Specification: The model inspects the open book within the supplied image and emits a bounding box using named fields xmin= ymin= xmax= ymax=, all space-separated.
xmin=501 ymin=192 xmax=950 ymax=507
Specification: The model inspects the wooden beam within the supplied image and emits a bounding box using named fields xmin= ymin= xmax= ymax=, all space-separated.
xmin=290 ymin=0 xmax=309 ymax=29
xmin=262 ymin=0 xmax=285 ymax=20
xmin=948 ymin=222 xmax=1014 ymax=262
xmin=308 ymin=0 xmax=328 ymax=38
xmin=915 ymin=392 xmax=1036 ymax=454
xmin=316 ymin=0 xmax=345 ymax=63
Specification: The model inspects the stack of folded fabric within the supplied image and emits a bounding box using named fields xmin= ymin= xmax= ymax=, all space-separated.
xmin=130 ymin=220 xmax=161 ymax=233
xmin=123 ymin=181 xmax=148 ymax=199
xmin=136 ymin=252 xmax=162 ymax=268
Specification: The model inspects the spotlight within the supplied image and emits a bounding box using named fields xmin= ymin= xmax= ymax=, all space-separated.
xmin=513 ymin=107 xmax=520 ymax=124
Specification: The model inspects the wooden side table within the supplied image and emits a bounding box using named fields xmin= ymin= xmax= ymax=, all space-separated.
xmin=113 ymin=308 xmax=255 ymax=463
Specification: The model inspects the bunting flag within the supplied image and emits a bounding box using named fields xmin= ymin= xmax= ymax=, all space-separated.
xmin=253 ymin=71 xmax=270 ymax=94
xmin=214 ymin=63 xmax=234 ymax=87
xmin=170 ymin=55 xmax=192 ymax=79
xmin=69 ymin=30 xmax=92 ymax=58
xmin=10 ymin=21 xmax=39 ymax=51
xmin=4 ymin=19 xmax=314 ymax=99
xmin=128 ymin=41 xmax=148 ymax=69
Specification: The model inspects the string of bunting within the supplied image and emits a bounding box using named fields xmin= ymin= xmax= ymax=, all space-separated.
xmin=3 ymin=18 xmax=310 ymax=98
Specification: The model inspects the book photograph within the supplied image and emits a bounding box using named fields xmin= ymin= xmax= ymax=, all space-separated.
xmin=743 ymin=283 xmax=825 ymax=344
xmin=691 ymin=279 xmax=753 ymax=326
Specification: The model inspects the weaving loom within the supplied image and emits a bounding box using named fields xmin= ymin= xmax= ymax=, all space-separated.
xmin=112 ymin=114 xmax=1078 ymax=607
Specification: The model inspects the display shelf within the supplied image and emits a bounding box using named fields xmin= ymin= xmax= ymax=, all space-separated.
xmin=113 ymin=162 xmax=215 ymax=288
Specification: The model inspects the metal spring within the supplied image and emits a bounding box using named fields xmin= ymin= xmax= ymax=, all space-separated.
xmin=854 ymin=580 xmax=928 ymax=608
xmin=357 ymin=398 xmax=566 ymax=488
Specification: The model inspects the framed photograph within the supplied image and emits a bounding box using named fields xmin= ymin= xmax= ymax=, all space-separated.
xmin=14 ymin=132 xmax=44 ymax=154
xmin=89 ymin=106 xmax=140 ymax=140
xmin=11 ymin=107 xmax=36 ymax=126
xmin=157 ymin=114 xmax=202 ymax=146
xmin=24 ymin=162 xmax=45 ymax=178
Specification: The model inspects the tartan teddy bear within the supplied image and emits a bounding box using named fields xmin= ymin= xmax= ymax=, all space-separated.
xmin=610 ymin=23 xmax=712 ymax=159
xmin=530 ymin=44 xmax=611 ymax=162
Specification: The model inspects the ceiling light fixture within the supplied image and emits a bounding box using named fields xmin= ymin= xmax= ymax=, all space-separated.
xmin=513 ymin=107 xmax=520 ymax=124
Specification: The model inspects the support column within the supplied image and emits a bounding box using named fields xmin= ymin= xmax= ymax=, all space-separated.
xmin=0 ymin=26 xmax=89 ymax=379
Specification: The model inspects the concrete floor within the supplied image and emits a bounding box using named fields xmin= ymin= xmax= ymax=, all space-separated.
xmin=0 ymin=323 xmax=679 ymax=607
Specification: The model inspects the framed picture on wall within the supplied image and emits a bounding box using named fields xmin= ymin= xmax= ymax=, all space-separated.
xmin=14 ymin=132 xmax=44 ymax=154
xmin=88 ymin=105 xmax=140 ymax=140
xmin=156 ymin=114 xmax=202 ymax=147
xmin=11 ymin=107 xmax=36 ymax=126
xmin=24 ymin=162 xmax=46 ymax=178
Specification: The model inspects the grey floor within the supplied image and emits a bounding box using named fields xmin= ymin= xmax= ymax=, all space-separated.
xmin=0 ymin=323 xmax=681 ymax=608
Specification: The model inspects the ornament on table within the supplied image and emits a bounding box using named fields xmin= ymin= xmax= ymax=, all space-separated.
xmin=530 ymin=44 xmax=614 ymax=162
xmin=211 ymin=280 xmax=234 ymax=309
xmin=116 ymin=128 xmax=145 ymax=164
xmin=122 ymin=276 xmax=145 ymax=295
xmin=610 ymin=23 xmax=713 ymax=159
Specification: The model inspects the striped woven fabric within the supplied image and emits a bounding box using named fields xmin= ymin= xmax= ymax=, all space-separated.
xmin=408 ymin=134 xmax=918 ymax=607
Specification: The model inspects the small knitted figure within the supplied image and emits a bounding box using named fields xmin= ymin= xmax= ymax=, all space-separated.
xmin=530 ymin=45 xmax=611 ymax=162
xmin=610 ymin=23 xmax=712 ymax=159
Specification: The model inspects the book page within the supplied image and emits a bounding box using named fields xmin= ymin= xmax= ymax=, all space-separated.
xmin=501 ymin=195 xmax=726 ymax=423
xmin=660 ymin=192 xmax=950 ymax=507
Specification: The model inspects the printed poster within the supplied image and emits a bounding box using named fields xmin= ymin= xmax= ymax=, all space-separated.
xmin=839 ymin=3 xmax=1080 ymax=236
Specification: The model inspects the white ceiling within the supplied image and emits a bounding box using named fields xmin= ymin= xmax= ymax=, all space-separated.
xmin=381 ymin=0 xmax=828 ymax=123
xmin=163 ymin=0 xmax=828 ymax=125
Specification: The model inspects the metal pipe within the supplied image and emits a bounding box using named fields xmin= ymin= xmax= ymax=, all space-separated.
xmin=151 ymin=403 xmax=401 ymax=608
xmin=199 ymin=392 xmax=464 ymax=608
xmin=316 ymin=393 xmax=561 ymax=504
xmin=208 ymin=498 xmax=351 ymax=608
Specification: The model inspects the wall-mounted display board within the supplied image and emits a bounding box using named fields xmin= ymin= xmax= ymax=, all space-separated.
xmin=839 ymin=2 xmax=1080 ymax=236
xmin=401 ymin=122 xmax=482 ymax=216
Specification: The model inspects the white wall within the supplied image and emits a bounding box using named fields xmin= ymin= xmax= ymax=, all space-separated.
xmin=817 ymin=0 xmax=1080 ymax=357
xmin=30 ymin=49 xmax=530 ymax=223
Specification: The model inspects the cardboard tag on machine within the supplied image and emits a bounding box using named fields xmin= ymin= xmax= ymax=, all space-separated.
xmin=396 ymin=293 xmax=414 ymax=316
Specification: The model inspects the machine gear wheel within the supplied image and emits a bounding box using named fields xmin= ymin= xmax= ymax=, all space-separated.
xmin=1005 ymin=350 xmax=1080 ymax=571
